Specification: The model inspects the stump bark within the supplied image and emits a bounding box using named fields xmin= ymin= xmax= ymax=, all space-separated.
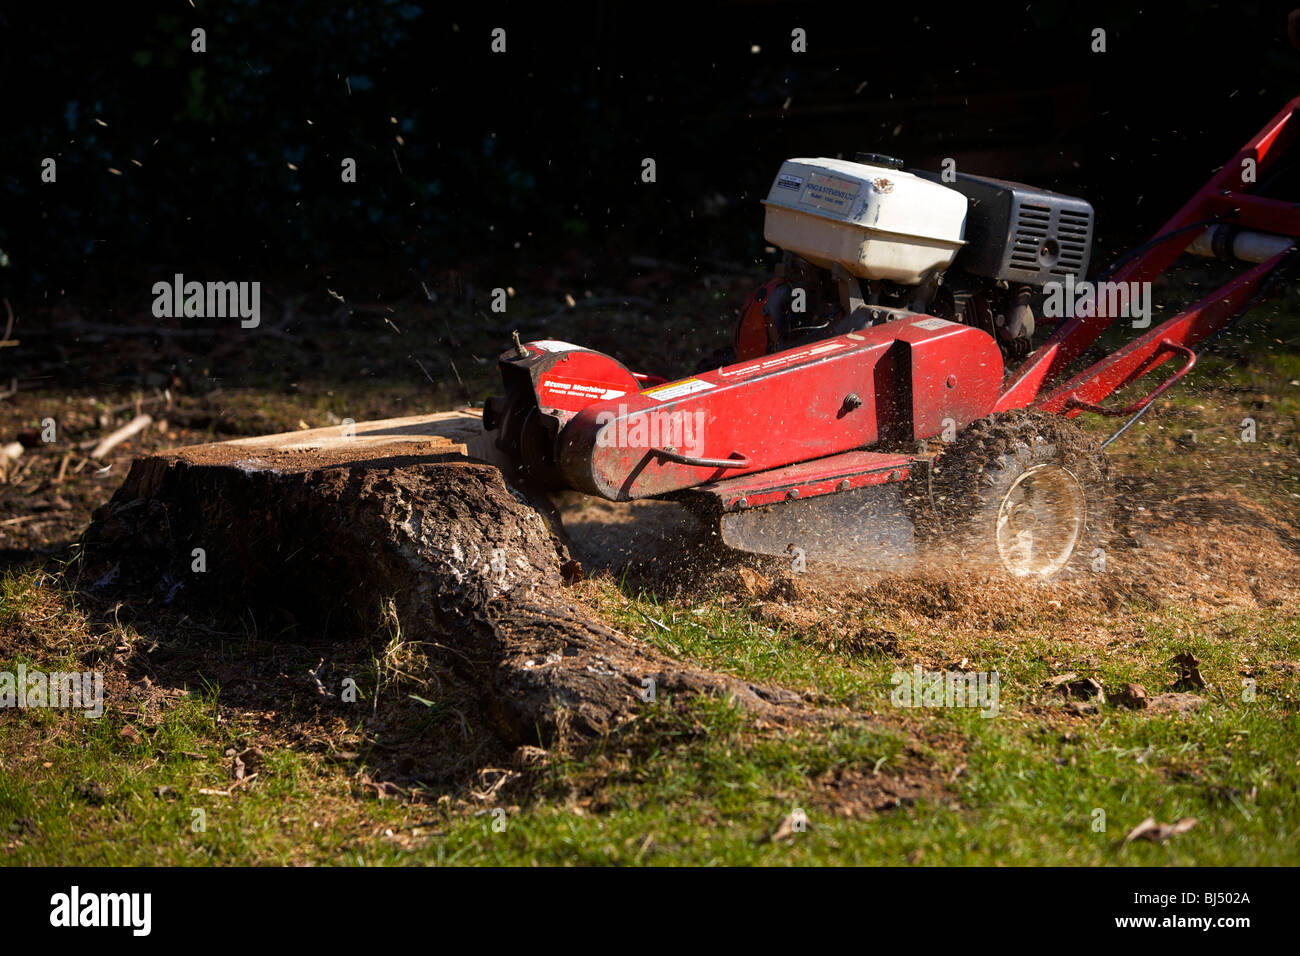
xmin=82 ymin=413 xmax=811 ymax=747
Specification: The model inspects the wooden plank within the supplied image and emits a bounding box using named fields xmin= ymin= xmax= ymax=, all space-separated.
xmin=166 ymin=409 xmax=495 ymax=473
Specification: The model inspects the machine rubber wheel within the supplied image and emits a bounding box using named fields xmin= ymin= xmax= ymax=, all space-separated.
xmin=927 ymin=410 xmax=1112 ymax=578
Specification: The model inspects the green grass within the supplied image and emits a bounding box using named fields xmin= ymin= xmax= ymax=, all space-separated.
xmin=2 ymin=565 xmax=1298 ymax=866
xmin=2 ymin=286 xmax=1297 ymax=865
xmin=1082 ymin=290 xmax=1300 ymax=503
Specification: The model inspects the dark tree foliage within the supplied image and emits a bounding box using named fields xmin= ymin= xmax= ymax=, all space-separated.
xmin=3 ymin=1 xmax=1297 ymax=297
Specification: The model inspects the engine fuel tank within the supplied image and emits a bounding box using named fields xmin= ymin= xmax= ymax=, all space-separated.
xmin=762 ymin=157 xmax=968 ymax=284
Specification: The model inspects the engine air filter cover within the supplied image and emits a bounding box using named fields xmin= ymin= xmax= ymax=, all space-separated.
xmin=914 ymin=171 xmax=1094 ymax=285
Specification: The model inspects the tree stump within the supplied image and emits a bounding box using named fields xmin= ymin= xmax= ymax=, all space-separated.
xmin=82 ymin=412 xmax=811 ymax=747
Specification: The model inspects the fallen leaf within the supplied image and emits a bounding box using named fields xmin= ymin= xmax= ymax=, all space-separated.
xmin=1125 ymin=816 xmax=1198 ymax=843
xmin=237 ymin=746 xmax=265 ymax=772
xmin=119 ymin=724 xmax=142 ymax=743
xmin=1044 ymin=672 xmax=1078 ymax=688
xmin=737 ymin=567 xmax=770 ymax=597
xmin=1111 ymin=683 xmax=1148 ymax=709
xmin=1061 ymin=677 xmax=1106 ymax=704
xmin=512 ymin=745 xmax=549 ymax=769
xmin=1169 ymin=652 xmax=1207 ymax=691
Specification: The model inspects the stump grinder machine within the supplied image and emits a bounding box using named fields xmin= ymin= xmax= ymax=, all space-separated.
xmin=483 ymin=99 xmax=1300 ymax=577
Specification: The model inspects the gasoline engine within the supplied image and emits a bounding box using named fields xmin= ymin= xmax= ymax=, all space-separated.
xmin=735 ymin=152 xmax=1095 ymax=363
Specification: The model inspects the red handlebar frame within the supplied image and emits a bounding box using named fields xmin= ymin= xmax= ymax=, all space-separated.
xmin=994 ymin=96 xmax=1300 ymax=418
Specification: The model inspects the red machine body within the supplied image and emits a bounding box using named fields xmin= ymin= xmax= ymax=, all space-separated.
xmin=486 ymin=98 xmax=1300 ymax=528
xmin=552 ymin=317 xmax=999 ymax=500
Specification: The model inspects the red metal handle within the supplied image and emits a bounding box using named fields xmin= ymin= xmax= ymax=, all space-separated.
xmin=652 ymin=447 xmax=751 ymax=469
xmin=1064 ymin=340 xmax=1197 ymax=417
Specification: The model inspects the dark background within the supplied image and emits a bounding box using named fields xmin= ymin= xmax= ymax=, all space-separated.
xmin=5 ymin=0 xmax=1300 ymax=302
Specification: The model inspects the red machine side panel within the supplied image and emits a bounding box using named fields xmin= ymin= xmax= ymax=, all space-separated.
xmin=558 ymin=317 xmax=1002 ymax=500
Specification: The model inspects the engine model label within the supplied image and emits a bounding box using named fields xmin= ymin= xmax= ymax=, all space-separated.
xmin=801 ymin=173 xmax=862 ymax=213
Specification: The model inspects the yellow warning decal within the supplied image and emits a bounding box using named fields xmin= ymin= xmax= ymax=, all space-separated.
xmin=642 ymin=378 xmax=715 ymax=402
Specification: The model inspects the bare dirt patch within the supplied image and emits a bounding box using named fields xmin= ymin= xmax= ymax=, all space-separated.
xmin=807 ymin=755 xmax=954 ymax=819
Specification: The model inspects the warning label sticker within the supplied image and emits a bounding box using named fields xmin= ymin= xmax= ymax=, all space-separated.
xmin=642 ymin=378 xmax=715 ymax=402
xmin=913 ymin=317 xmax=956 ymax=331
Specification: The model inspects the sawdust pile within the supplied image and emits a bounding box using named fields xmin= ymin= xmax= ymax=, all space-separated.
xmin=559 ymin=483 xmax=1299 ymax=625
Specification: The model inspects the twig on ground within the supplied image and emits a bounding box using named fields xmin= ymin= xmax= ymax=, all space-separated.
xmin=637 ymin=609 xmax=672 ymax=632
xmin=0 ymin=514 xmax=44 ymax=528
xmin=91 ymin=414 xmax=153 ymax=459
xmin=97 ymin=391 xmax=170 ymax=424
xmin=0 ymin=298 xmax=17 ymax=348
